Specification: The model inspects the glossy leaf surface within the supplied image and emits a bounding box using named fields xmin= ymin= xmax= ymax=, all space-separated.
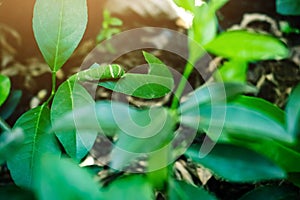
xmin=186 ymin=143 xmax=286 ymax=182
xmin=0 ymin=128 xmax=24 ymax=164
xmin=180 ymin=82 xmax=257 ymax=114
xmin=285 ymin=83 xmax=300 ymax=138
xmin=33 ymin=0 xmax=87 ymax=72
xmin=169 ymin=179 xmax=217 ymax=200
xmin=34 ymin=155 xmax=101 ymax=200
xmin=276 ymin=0 xmax=300 ymax=15
xmin=7 ymin=105 xmax=61 ymax=188
xmin=215 ymin=59 xmax=248 ymax=83
xmin=0 ymin=74 xmax=10 ymax=106
xmin=51 ymin=101 xmax=129 ymax=136
xmin=0 ymin=90 xmax=22 ymax=120
xmin=99 ymin=175 xmax=153 ymax=200
xmin=51 ymin=79 xmax=97 ymax=161
xmin=110 ymin=107 xmax=176 ymax=170
xmin=182 ymin=96 xmax=289 ymax=143
xmin=205 ymin=30 xmax=289 ymax=61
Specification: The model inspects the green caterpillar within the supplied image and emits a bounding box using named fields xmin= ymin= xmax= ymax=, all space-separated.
xmin=75 ymin=63 xmax=125 ymax=82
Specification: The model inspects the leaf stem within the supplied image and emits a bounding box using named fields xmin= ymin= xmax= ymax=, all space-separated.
xmin=170 ymin=62 xmax=194 ymax=110
xmin=45 ymin=72 xmax=57 ymax=105
xmin=0 ymin=117 xmax=11 ymax=132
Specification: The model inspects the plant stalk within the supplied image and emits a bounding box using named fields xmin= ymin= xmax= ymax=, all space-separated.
xmin=170 ymin=62 xmax=194 ymax=110
xmin=45 ymin=71 xmax=57 ymax=105
xmin=0 ymin=117 xmax=11 ymax=132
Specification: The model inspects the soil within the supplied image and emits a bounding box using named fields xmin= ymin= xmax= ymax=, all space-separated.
xmin=1 ymin=0 xmax=300 ymax=199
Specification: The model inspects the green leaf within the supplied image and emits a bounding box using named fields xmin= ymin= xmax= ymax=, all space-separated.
xmin=51 ymin=101 xmax=129 ymax=136
xmin=188 ymin=4 xmax=216 ymax=63
xmin=109 ymin=17 xmax=123 ymax=26
xmin=169 ymin=179 xmax=217 ymax=200
xmin=186 ymin=143 xmax=286 ymax=182
xmin=191 ymin=4 xmax=216 ymax=45
xmin=214 ymin=59 xmax=248 ymax=83
xmin=228 ymin=96 xmax=285 ymax=124
xmin=205 ymin=30 xmax=289 ymax=61
xmin=240 ymin=185 xmax=299 ymax=200
xmin=210 ymin=0 xmax=228 ymax=11
xmin=99 ymin=175 xmax=154 ymax=200
xmin=0 ymin=90 xmax=22 ymax=120
xmin=51 ymin=79 xmax=97 ymax=162
xmin=143 ymin=51 xmax=173 ymax=78
xmin=100 ymin=53 xmax=174 ymax=99
xmin=183 ymin=95 xmax=290 ymax=143
xmin=276 ymin=0 xmax=300 ymax=15
xmin=180 ymin=82 xmax=257 ymax=114
xmin=7 ymin=105 xmax=61 ymax=188
xmin=34 ymin=155 xmax=101 ymax=200
xmin=0 ymin=128 xmax=24 ymax=164
xmin=172 ymin=0 xmax=195 ymax=11
xmin=285 ymin=83 xmax=300 ymax=139
xmin=52 ymin=101 xmax=176 ymax=171
xmin=0 ymin=186 xmax=36 ymax=200
xmin=110 ymin=107 xmax=176 ymax=170
xmin=188 ymin=0 xmax=228 ymax=63
xmin=230 ymin=137 xmax=300 ymax=173
xmin=0 ymin=74 xmax=11 ymax=107
xmin=33 ymin=0 xmax=88 ymax=72
xmin=100 ymin=74 xmax=173 ymax=99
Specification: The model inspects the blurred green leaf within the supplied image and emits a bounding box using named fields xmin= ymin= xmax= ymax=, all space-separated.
xmin=52 ymin=101 xmax=177 ymax=170
xmin=285 ymin=83 xmax=300 ymax=139
xmin=231 ymin=137 xmax=300 ymax=173
xmin=0 ymin=74 xmax=11 ymax=107
xmin=276 ymin=0 xmax=300 ymax=15
xmin=34 ymin=155 xmax=101 ymax=200
xmin=169 ymin=179 xmax=217 ymax=200
xmin=99 ymin=175 xmax=154 ymax=200
xmin=188 ymin=0 xmax=228 ymax=63
xmin=100 ymin=74 xmax=173 ymax=99
xmin=240 ymin=185 xmax=299 ymax=200
xmin=51 ymin=101 xmax=129 ymax=136
xmin=188 ymin=3 xmax=216 ymax=63
xmin=0 ymin=186 xmax=36 ymax=200
xmin=180 ymin=82 xmax=257 ymax=114
xmin=192 ymin=4 xmax=216 ymax=45
xmin=205 ymin=30 xmax=289 ymax=61
xmin=183 ymin=95 xmax=290 ymax=143
xmin=143 ymin=51 xmax=173 ymax=78
xmin=100 ymin=53 xmax=174 ymax=99
xmin=33 ymin=0 xmax=87 ymax=72
xmin=0 ymin=90 xmax=22 ymax=120
xmin=110 ymin=107 xmax=176 ymax=170
xmin=214 ymin=59 xmax=248 ymax=83
xmin=227 ymin=96 xmax=285 ymax=124
xmin=7 ymin=105 xmax=61 ymax=188
xmin=172 ymin=0 xmax=195 ymax=11
xmin=0 ymin=128 xmax=24 ymax=164
xmin=109 ymin=17 xmax=123 ymax=26
xmin=96 ymin=9 xmax=122 ymax=43
xmin=186 ymin=143 xmax=286 ymax=182
xmin=51 ymin=79 xmax=97 ymax=162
